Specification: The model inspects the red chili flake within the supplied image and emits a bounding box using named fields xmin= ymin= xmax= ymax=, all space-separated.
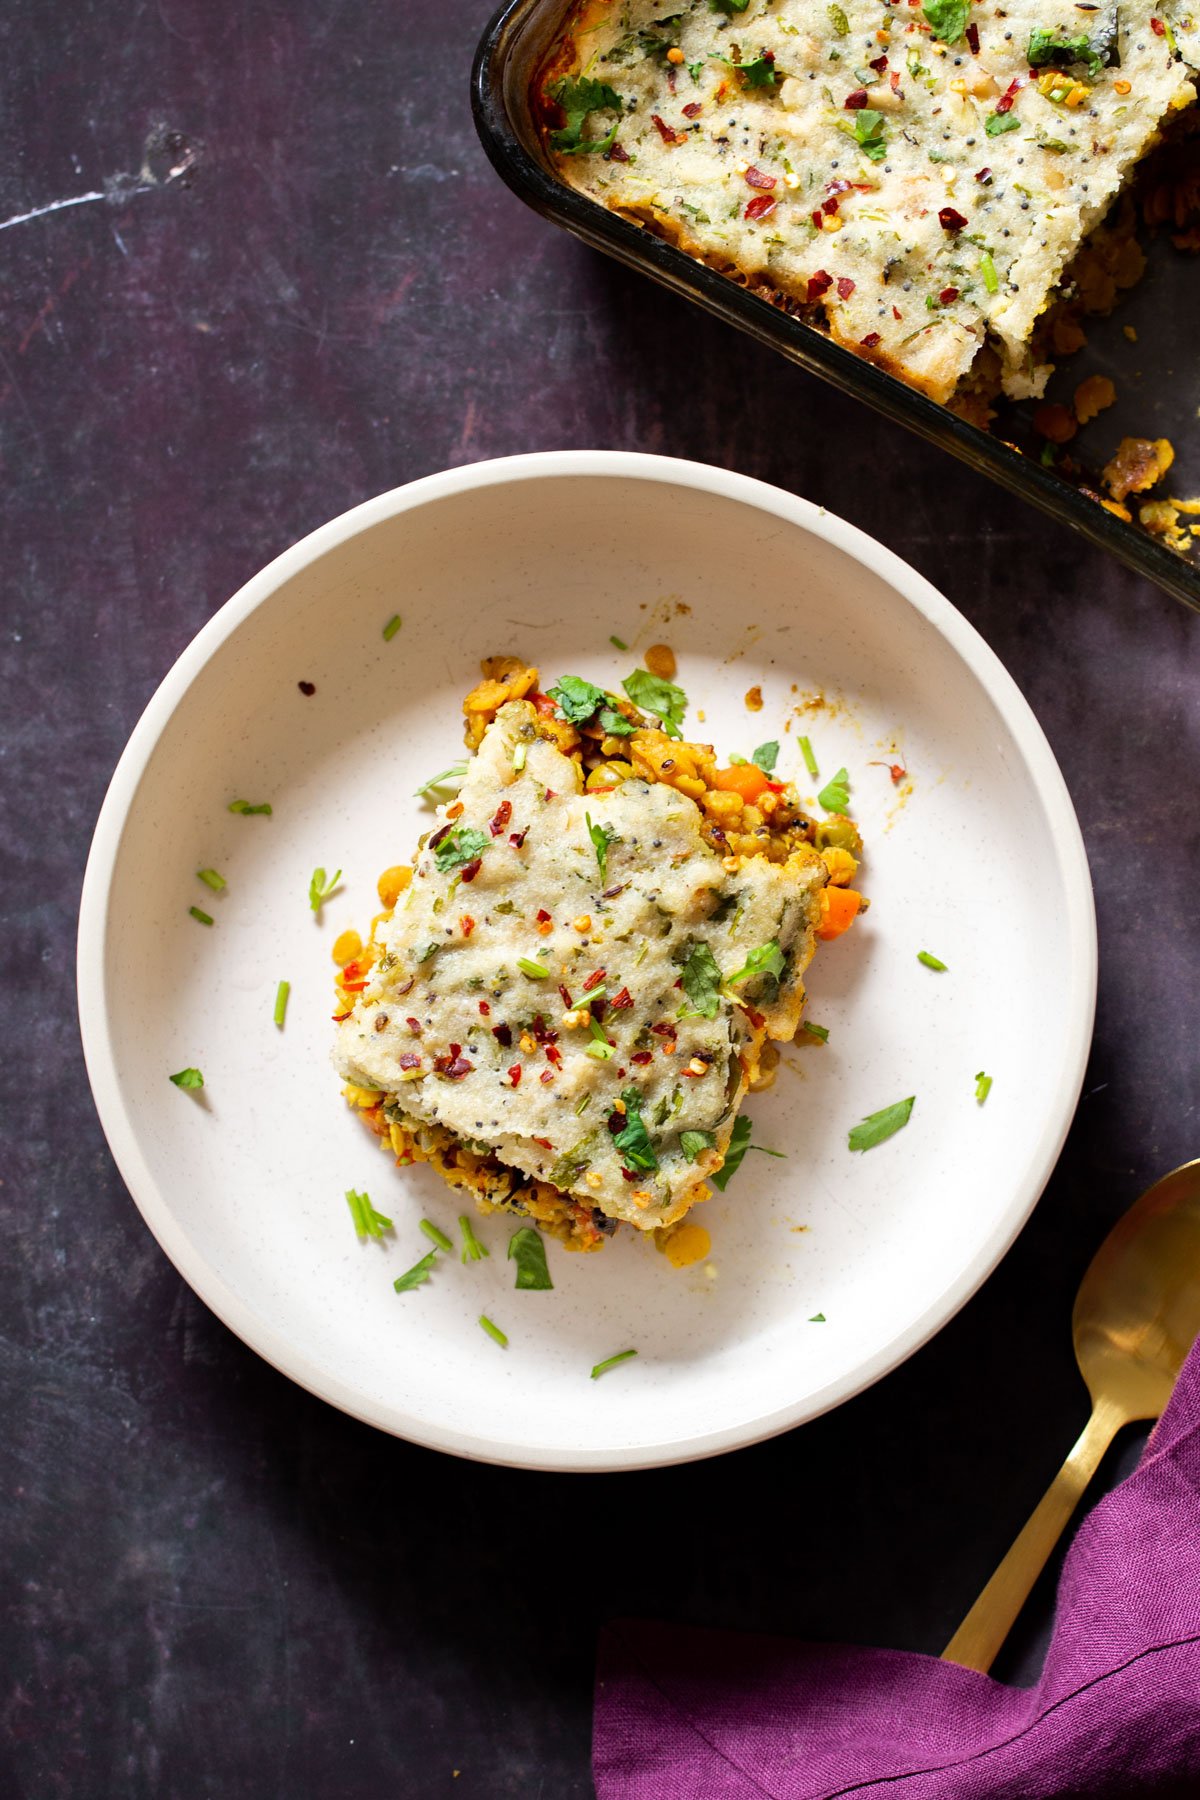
xmin=509 ymin=1064 xmax=523 ymax=1087
xmin=332 ymin=1011 xmax=350 ymax=1023
xmin=531 ymin=1014 xmax=558 ymax=1044
xmin=539 ymin=1069 xmax=555 ymax=1085
xmin=609 ymin=987 xmax=634 ymax=1010
xmin=342 ymin=960 xmax=363 ymax=982
xmin=531 ymin=692 xmax=557 ymax=715
xmin=966 ymin=21 xmax=980 ymax=53
xmin=536 ymin=908 xmax=552 ymax=924
xmin=478 ymin=998 xmax=490 ymax=1014
xmin=744 ymin=194 xmax=776 ymax=221
xmin=461 ymin=915 xmax=475 ymax=937
xmin=508 ymin=829 xmax=528 ymax=848
xmin=298 ymin=680 xmax=316 ymax=695
xmin=620 ymin=1169 xmax=639 ymax=1183
xmin=745 ymin=165 xmax=777 ymax=190
xmin=821 ymin=196 xmax=840 ymax=216
xmin=545 ymin=1044 xmax=563 ymax=1068
xmin=532 ymin=1136 xmax=552 ymax=1149
xmin=869 ymin=54 xmax=888 ymax=71
xmin=607 ymin=1111 xmax=624 ymax=1135
xmin=489 ymin=800 xmax=512 ymax=837
xmin=428 ymin=823 xmax=451 ymax=850
xmin=995 ymin=78 xmax=1020 ymax=114
xmin=860 ymin=332 xmax=881 ymax=348
xmin=892 ymin=305 xmax=902 ymax=320
xmin=459 ymin=858 xmax=482 ymax=883
xmin=544 ymin=788 xmax=556 ymax=801
xmin=406 ymin=1017 xmax=422 ymax=1035
xmin=837 ymin=276 xmax=856 ymax=300
xmin=630 ymin=1051 xmax=654 ymax=1065
xmin=744 ymin=1004 xmax=766 ymax=1030
xmin=807 ymin=269 xmax=833 ymax=301
xmin=342 ymin=979 xmax=368 ymax=993
xmin=558 ymin=983 xmax=573 ymax=1008
xmin=890 ymin=71 xmax=902 ymax=92
xmin=397 ymin=1052 xmax=421 ymax=1071
xmin=939 ymin=207 xmax=968 ymax=232
xmin=975 ymin=166 xmax=992 ymax=183
xmin=939 ymin=286 xmax=959 ymax=304
xmin=1151 ymin=15 xmax=1166 ymax=32
xmin=651 ymin=113 xmax=682 ymax=144
xmin=582 ymin=968 xmax=606 ymax=992
xmin=608 ymin=142 xmax=629 ymax=163
xmin=811 ymin=210 xmax=823 ymax=230
xmin=889 ymin=762 xmax=907 ymax=783
xmin=682 ymin=101 xmax=701 ymax=118
xmin=844 ymin=87 xmax=870 ymax=109
xmin=650 ymin=1021 xmax=677 ymax=1038
xmin=492 ymin=1022 xmax=513 ymax=1047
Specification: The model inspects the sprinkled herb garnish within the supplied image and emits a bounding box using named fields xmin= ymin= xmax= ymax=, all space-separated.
xmin=479 ymin=1314 xmax=508 ymax=1348
xmin=922 ymin=0 xmax=969 ymax=43
xmin=228 ymin=799 xmax=272 ymax=816
xmin=591 ymin=1348 xmax=638 ymax=1379
xmin=273 ymin=980 xmax=290 ymax=1027
xmin=393 ymin=1250 xmax=439 ymax=1293
xmin=985 ymin=110 xmax=1021 ymax=137
xmin=809 ymin=1313 xmax=827 ymax=1323
xmin=853 ymin=109 xmax=887 ymax=161
xmin=1027 ymin=26 xmax=1104 ymax=76
xmin=680 ymin=940 xmax=723 ymax=1019
xmin=586 ymin=1019 xmax=616 ymax=1060
xmin=168 ymin=1067 xmax=204 ymax=1090
xmin=680 ymin=1129 xmax=716 ymax=1162
xmin=622 ymin=668 xmax=687 ymax=739
xmin=308 ymin=866 xmax=343 ymax=914
xmin=414 ymin=763 xmax=468 ymax=800
xmin=586 ymin=812 xmax=618 ymax=882
xmin=382 ymin=613 xmax=403 ymax=641
xmin=817 ymin=768 xmax=851 ymax=812
xmin=801 ymin=1020 xmax=830 ymax=1043
xmin=737 ymin=54 xmax=780 ymax=89
xmin=517 ymin=956 xmax=550 ymax=980
xmin=197 ymin=868 xmax=226 ymax=891
xmin=508 ymin=1226 xmax=554 ymax=1290
xmin=512 ymin=743 xmax=527 ymax=773
xmin=975 ymin=1071 xmax=993 ymax=1104
xmin=460 ymin=1214 xmax=489 ymax=1263
xmin=711 ymin=1114 xmax=785 ymax=1190
xmin=615 ymin=1087 xmax=659 ymax=1173
xmin=799 ymin=735 xmax=818 ymax=778
xmin=420 ymin=1218 xmax=453 ymax=1252
xmin=549 ymin=675 xmax=635 ymax=737
xmin=828 ymin=3 xmax=849 ymax=34
xmin=433 ymin=827 xmax=489 ymax=874
xmin=609 ymin=634 xmax=628 ymax=650
xmin=848 ymin=1096 xmax=915 ymax=1152
xmin=980 ymin=252 xmax=1000 ymax=295
xmin=917 ymin=951 xmax=948 ymax=971
xmin=549 ymin=76 xmax=624 ymax=155
xmin=726 ymin=940 xmax=785 ymax=989
xmin=189 ymin=906 xmax=214 ymax=927
xmin=345 ymin=1188 xmax=393 ymax=1240
xmin=752 ymin=740 xmax=779 ymax=775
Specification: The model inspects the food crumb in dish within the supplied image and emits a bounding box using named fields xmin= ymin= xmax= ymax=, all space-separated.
xmin=332 ymin=929 xmax=362 ymax=966
xmin=1103 ymin=435 xmax=1175 ymax=503
xmin=661 ymin=1222 xmax=711 ymax=1269
xmin=298 ymin=680 xmax=316 ymax=696
xmin=744 ymin=685 xmax=763 ymax=712
xmin=644 ymin=643 xmax=676 ymax=679
xmin=1074 ymin=375 xmax=1117 ymax=425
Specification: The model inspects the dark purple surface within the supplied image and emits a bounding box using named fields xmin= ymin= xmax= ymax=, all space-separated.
xmin=0 ymin=4 xmax=1196 ymax=1797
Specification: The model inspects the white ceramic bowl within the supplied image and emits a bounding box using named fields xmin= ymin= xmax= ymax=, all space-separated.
xmin=78 ymin=452 xmax=1096 ymax=1471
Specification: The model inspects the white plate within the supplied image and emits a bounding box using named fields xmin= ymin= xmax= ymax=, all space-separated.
xmin=77 ymin=453 xmax=1096 ymax=1471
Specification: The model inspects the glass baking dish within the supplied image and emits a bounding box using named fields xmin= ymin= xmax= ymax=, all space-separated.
xmin=471 ymin=0 xmax=1200 ymax=613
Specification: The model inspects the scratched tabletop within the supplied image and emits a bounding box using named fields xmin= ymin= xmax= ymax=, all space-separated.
xmin=2 ymin=4 xmax=1197 ymax=1797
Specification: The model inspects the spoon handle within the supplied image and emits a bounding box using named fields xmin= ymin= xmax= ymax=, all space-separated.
xmin=941 ymin=1394 xmax=1126 ymax=1673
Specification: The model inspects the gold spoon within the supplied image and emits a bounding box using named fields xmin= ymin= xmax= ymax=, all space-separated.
xmin=942 ymin=1158 xmax=1200 ymax=1675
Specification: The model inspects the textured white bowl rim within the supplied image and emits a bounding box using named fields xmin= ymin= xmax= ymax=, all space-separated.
xmin=77 ymin=450 xmax=1097 ymax=1470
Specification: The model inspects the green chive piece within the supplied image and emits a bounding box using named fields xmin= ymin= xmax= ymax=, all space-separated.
xmin=478 ymin=1314 xmax=508 ymax=1348
xmin=273 ymin=980 xmax=290 ymax=1027
xmin=799 ymin=735 xmax=818 ymax=778
xmin=809 ymin=1312 xmax=826 ymax=1323
xmin=382 ymin=613 xmax=402 ymax=641
xmin=917 ymin=951 xmax=948 ymax=971
xmin=459 ymin=1214 xmax=489 ymax=1263
xmin=414 ymin=763 xmax=468 ymax=800
xmin=848 ymin=1095 xmax=915 ymax=1152
xmin=609 ymin=634 xmax=628 ymax=650
xmin=975 ymin=1071 xmax=993 ymax=1104
xmin=308 ymin=867 xmax=343 ymax=914
xmin=517 ymin=957 xmax=550 ymax=980
xmin=513 ymin=743 xmax=527 ymax=773
xmin=227 ymin=799 xmax=272 ymax=815
xmin=393 ymin=1250 xmax=438 ymax=1293
xmin=346 ymin=1188 xmax=392 ymax=1240
xmin=168 ymin=1066 xmax=204 ymax=1089
xmin=980 ymin=250 xmax=999 ymax=294
xmin=419 ymin=1219 xmax=454 ymax=1252
xmin=801 ymin=1020 xmax=830 ymax=1043
xmin=188 ymin=906 xmax=214 ymax=926
xmin=196 ymin=868 xmax=226 ymax=891
xmin=591 ymin=1348 xmax=638 ymax=1380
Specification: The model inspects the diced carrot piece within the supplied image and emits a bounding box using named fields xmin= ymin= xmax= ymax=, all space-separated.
xmin=816 ymin=887 xmax=863 ymax=940
xmin=712 ymin=764 xmax=771 ymax=803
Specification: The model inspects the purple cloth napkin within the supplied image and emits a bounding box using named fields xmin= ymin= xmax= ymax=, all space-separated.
xmin=594 ymin=1341 xmax=1200 ymax=1799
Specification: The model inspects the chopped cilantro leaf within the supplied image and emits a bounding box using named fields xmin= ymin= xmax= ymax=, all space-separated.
xmin=508 ymin=1226 xmax=554 ymax=1290
xmin=345 ymin=1188 xmax=393 ymax=1240
xmin=726 ymin=939 xmax=785 ymax=988
xmin=709 ymin=0 xmax=749 ymax=11
xmin=738 ymin=55 xmax=780 ymax=88
xmin=433 ymin=827 xmax=488 ymax=874
xmin=308 ymin=866 xmax=343 ymax=914
xmin=549 ymin=675 xmax=608 ymax=724
xmin=615 ymin=1087 xmax=658 ymax=1173
xmin=1027 ymin=27 xmax=1103 ymax=76
xmin=853 ymin=109 xmax=887 ymax=161
xmin=419 ymin=1218 xmax=453 ymax=1252
xmin=591 ymin=1348 xmax=638 ymax=1379
xmin=922 ymin=0 xmax=969 ymax=43
xmin=414 ymin=763 xmax=468 ymax=800
xmin=586 ymin=811 xmax=618 ymax=883
xmin=680 ymin=1129 xmax=716 ymax=1162
xmin=622 ymin=668 xmax=687 ymax=739
xmin=817 ymin=767 xmax=851 ymax=812
xmin=189 ymin=906 xmax=214 ymax=927
xmin=273 ymin=980 xmax=290 ymax=1026
xmin=228 ymin=799 xmax=272 ymax=816
xmin=680 ymin=940 xmax=723 ymax=1019
xmin=479 ymin=1314 xmax=508 ymax=1348
xmin=985 ymin=111 xmax=1021 ymax=137
xmin=975 ymin=1070 xmax=993 ymax=1104
xmin=460 ymin=1214 xmax=489 ymax=1263
xmin=393 ymin=1250 xmax=439 ymax=1293
xmin=549 ymin=76 xmax=624 ymax=156
xmin=197 ymin=868 xmax=226 ymax=891
xmin=809 ymin=1312 xmax=826 ymax=1323
xmin=752 ymin=740 xmax=779 ymax=775
xmin=383 ymin=613 xmax=403 ymax=641
xmin=710 ymin=1114 xmax=785 ymax=1190
xmin=917 ymin=951 xmax=948 ymax=971
xmin=168 ymin=1067 xmax=204 ymax=1090
xmin=848 ymin=1095 xmax=915 ymax=1152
